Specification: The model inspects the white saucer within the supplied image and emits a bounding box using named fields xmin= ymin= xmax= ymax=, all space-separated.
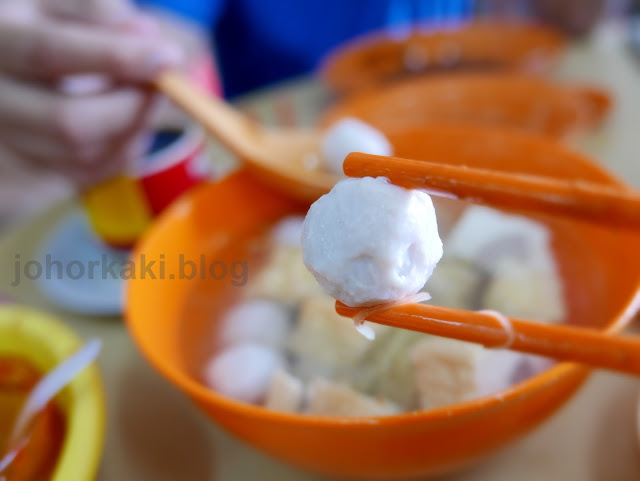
xmin=35 ymin=209 xmax=127 ymax=316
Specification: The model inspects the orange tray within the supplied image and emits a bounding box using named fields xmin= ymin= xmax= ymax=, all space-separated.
xmin=320 ymin=20 xmax=566 ymax=93
xmin=320 ymin=73 xmax=611 ymax=139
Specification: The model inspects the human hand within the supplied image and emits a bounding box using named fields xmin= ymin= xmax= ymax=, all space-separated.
xmin=0 ymin=0 xmax=182 ymax=188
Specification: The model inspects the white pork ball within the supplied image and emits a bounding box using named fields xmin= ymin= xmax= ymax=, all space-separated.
xmin=321 ymin=118 xmax=392 ymax=176
xmin=203 ymin=343 xmax=284 ymax=404
xmin=218 ymin=299 xmax=290 ymax=349
xmin=271 ymin=215 xmax=305 ymax=247
xmin=302 ymin=176 xmax=443 ymax=306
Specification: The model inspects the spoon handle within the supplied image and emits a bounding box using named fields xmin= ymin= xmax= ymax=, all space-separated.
xmin=154 ymin=70 xmax=261 ymax=159
xmin=8 ymin=339 xmax=102 ymax=446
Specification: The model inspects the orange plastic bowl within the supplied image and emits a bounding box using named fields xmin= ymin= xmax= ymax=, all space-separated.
xmin=320 ymin=20 xmax=565 ymax=93
xmin=320 ymin=73 xmax=611 ymax=139
xmin=126 ymin=126 xmax=640 ymax=479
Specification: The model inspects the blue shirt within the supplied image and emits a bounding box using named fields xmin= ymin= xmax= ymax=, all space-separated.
xmin=138 ymin=0 xmax=473 ymax=97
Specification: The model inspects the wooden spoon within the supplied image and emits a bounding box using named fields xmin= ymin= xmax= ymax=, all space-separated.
xmin=154 ymin=70 xmax=339 ymax=202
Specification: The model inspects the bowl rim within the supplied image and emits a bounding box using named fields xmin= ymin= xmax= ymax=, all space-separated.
xmin=318 ymin=71 xmax=612 ymax=136
xmin=0 ymin=305 xmax=106 ymax=481
xmin=319 ymin=18 xmax=566 ymax=92
xmin=125 ymin=165 xmax=640 ymax=430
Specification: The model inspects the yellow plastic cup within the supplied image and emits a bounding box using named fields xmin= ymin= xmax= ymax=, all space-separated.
xmin=83 ymin=175 xmax=153 ymax=249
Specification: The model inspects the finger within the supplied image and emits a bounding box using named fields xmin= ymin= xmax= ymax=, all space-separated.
xmin=70 ymin=135 xmax=150 ymax=188
xmin=1 ymin=127 xmax=149 ymax=186
xmin=0 ymin=128 xmax=115 ymax=167
xmin=0 ymin=14 xmax=180 ymax=81
xmin=0 ymin=134 xmax=73 ymax=169
xmin=39 ymin=0 xmax=136 ymax=26
xmin=39 ymin=0 xmax=159 ymax=34
xmin=0 ymin=76 xmax=156 ymax=150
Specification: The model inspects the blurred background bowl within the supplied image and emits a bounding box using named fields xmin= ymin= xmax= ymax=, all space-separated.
xmin=0 ymin=305 xmax=105 ymax=481
xmin=320 ymin=20 xmax=566 ymax=94
xmin=126 ymin=125 xmax=640 ymax=479
xmin=320 ymin=73 xmax=611 ymax=139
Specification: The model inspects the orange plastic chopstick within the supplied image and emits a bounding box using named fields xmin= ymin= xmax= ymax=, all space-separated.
xmin=335 ymin=301 xmax=640 ymax=376
xmin=343 ymin=152 xmax=640 ymax=229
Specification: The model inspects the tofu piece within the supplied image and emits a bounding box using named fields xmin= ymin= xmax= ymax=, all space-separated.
xmin=410 ymin=337 xmax=533 ymax=409
xmin=444 ymin=205 xmax=566 ymax=323
xmin=307 ymin=379 xmax=399 ymax=417
xmin=446 ymin=205 xmax=556 ymax=274
xmin=483 ymin=258 xmax=565 ymax=323
xmin=288 ymin=296 xmax=389 ymax=369
xmin=410 ymin=338 xmax=479 ymax=409
xmin=424 ymin=257 xmax=487 ymax=310
xmin=246 ymin=245 xmax=325 ymax=303
xmin=264 ymin=369 xmax=304 ymax=413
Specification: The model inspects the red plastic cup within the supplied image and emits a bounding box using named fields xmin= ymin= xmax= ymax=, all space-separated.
xmin=138 ymin=125 xmax=210 ymax=216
